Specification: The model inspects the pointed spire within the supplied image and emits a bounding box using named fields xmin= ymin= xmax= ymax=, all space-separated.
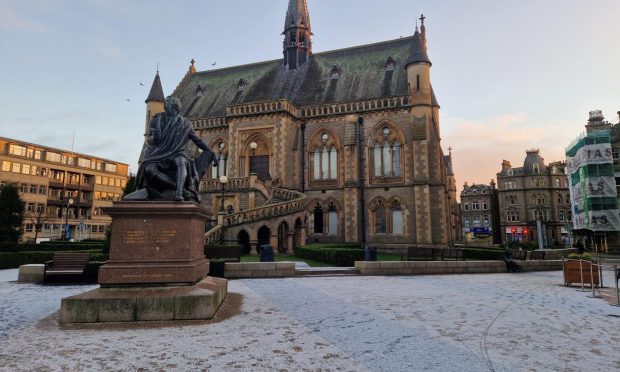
xmin=282 ymin=0 xmax=313 ymax=70
xmin=284 ymin=0 xmax=311 ymax=33
xmin=406 ymin=15 xmax=431 ymax=68
xmin=145 ymin=71 xmax=164 ymax=103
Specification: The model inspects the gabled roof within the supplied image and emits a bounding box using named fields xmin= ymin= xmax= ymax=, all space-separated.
xmin=175 ymin=37 xmax=415 ymax=119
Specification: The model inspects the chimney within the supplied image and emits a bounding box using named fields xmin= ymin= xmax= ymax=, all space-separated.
xmin=501 ymin=160 xmax=511 ymax=171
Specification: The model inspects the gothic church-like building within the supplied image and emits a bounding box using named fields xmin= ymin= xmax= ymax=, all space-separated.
xmin=145 ymin=0 xmax=458 ymax=253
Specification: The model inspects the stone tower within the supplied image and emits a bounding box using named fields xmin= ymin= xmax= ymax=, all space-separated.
xmin=283 ymin=0 xmax=313 ymax=70
xmin=139 ymin=70 xmax=165 ymax=164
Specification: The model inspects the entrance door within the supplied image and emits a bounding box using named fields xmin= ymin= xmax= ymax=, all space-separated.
xmin=250 ymin=155 xmax=270 ymax=180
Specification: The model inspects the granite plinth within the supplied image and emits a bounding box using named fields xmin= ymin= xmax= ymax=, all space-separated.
xmin=98 ymin=201 xmax=210 ymax=286
xmin=60 ymin=276 xmax=228 ymax=323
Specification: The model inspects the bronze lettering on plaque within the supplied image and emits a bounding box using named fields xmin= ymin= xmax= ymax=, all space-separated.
xmin=125 ymin=230 xmax=146 ymax=244
xmin=152 ymin=229 xmax=177 ymax=244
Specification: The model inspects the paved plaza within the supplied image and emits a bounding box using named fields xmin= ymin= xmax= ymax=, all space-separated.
xmin=0 ymin=269 xmax=618 ymax=371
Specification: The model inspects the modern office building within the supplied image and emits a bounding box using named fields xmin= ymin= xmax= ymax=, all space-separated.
xmin=0 ymin=136 xmax=129 ymax=242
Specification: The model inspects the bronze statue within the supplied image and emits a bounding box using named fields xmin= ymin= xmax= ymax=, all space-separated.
xmin=125 ymin=96 xmax=217 ymax=202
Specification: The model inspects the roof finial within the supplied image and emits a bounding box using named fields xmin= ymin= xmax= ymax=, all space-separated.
xmin=189 ymin=59 xmax=197 ymax=74
xmin=420 ymin=14 xmax=426 ymax=26
xmin=156 ymin=61 xmax=159 ymax=74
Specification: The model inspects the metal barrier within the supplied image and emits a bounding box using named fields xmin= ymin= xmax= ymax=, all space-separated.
xmin=562 ymin=258 xmax=620 ymax=307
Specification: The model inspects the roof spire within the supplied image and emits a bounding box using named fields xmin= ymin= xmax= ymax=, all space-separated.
xmin=145 ymin=70 xmax=164 ymax=103
xmin=406 ymin=15 xmax=431 ymax=68
xmin=282 ymin=0 xmax=313 ymax=70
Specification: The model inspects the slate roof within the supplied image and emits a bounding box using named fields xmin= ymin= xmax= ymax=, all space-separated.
xmin=175 ymin=36 xmax=436 ymax=119
xmin=145 ymin=72 xmax=165 ymax=103
xmin=406 ymin=30 xmax=431 ymax=67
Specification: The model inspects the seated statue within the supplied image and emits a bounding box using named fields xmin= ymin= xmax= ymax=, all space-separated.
xmin=125 ymin=96 xmax=217 ymax=202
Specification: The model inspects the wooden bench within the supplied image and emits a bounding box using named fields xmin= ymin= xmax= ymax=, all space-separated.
xmin=510 ymin=250 xmax=527 ymax=261
xmin=401 ymin=247 xmax=436 ymax=261
xmin=529 ymin=250 xmax=546 ymax=260
xmin=439 ymin=248 xmax=464 ymax=261
xmin=44 ymin=252 xmax=90 ymax=282
xmin=205 ymin=245 xmax=243 ymax=262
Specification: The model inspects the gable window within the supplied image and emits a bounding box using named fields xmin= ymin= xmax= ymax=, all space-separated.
xmin=329 ymin=65 xmax=342 ymax=79
xmin=385 ymin=57 xmax=396 ymax=71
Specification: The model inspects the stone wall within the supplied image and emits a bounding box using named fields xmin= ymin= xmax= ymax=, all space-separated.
xmin=354 ymin=260 xmax=562 ymax=276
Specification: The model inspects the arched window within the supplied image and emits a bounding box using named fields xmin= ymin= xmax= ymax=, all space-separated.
xmin=327 ymin=202 xmax=338 ymax=236
xmin=375 ymin=206 xmax=387 ymax=234
xmin=210 ymin=141 xmax=227 ymax=179
xmin=391 ymin=200 xmax=404 ymax=235
xmin=370 ymin=125 xmax=403 ymax=181
xmin=310 ymin=131 xmax=339 ymax=182
xmin=313 ymin=203 xmax=323 ymax=234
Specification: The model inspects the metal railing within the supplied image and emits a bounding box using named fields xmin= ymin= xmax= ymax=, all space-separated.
xmin=562 ymin=257 xmax=620 ymax=306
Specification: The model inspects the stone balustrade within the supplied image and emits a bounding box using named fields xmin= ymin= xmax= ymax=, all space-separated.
xmin=200 ymin=177 xmax=252 ymax=193
xmin=192 ymin=117 xmax=227 ymax=129
xmin=300 ymin=95 xmax=409 ymax=118
xmin=223 ymin=188 xmax=307 ymax=227
xmin=204 ymin=224 xmax=222 ymax=246
xmin=226 ymin=99 xmax=300 ymax=118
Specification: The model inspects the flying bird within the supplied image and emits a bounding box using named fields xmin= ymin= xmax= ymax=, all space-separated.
xmin=126 ymin=98 xmax=131 ymax=102
xmin=139 ymin=81 xmax=144 ymax=86
xmin=212 ymin=62 xmax=217 ymax=66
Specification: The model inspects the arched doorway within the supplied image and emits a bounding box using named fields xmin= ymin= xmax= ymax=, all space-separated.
xmin=257 ymin=225 xmax=271 ymax=247
xmin=243 ymin=136 xmax=271 ymax=181
xmin=237 ymin=230 xmax=251 ymax=255
xmin=277 ymin=221 xmax=289 ymax=253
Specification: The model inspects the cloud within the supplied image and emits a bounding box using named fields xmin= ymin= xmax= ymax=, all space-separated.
xmin=89 ymin=38 xmax=123 ymax=60
xmin=442 ymin=112 xmax=569 ymax=197
xmin=0 ymin=1 xmax=48 ymax=33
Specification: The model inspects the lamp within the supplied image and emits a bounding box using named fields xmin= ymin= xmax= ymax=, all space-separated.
xmin=219 ymin=175 xmax=228 ymax=212
xmin=249 ymin=142 xmax=258 ymax=175
xmin=64 ymin=197 xmax=74 ymax=241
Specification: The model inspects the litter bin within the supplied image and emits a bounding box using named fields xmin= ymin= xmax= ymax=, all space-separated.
xmin=365 ymin=246 xmax=377 ymax=261
xmin=260 ymin=244 xmax=274 ymax=262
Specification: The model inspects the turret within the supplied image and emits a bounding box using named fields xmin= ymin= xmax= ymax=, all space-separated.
xmin=283 ymin=0 xmax=313 ymax=70
xmin=144 ymin=70 xmax=165 ymax=136
xmin=406 ymin=14 xmax=432 ymax=106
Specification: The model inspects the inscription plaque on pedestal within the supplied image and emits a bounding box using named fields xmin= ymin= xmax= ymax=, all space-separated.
xmin=98 ymin=201 xmax=211 ymax=286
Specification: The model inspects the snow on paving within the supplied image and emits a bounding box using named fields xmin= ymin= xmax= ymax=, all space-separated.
xmin=0 ymin=270 xmax=618 ymax=371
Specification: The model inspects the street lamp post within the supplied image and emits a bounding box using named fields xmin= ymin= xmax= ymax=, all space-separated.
xmin=63 ymin=197 xmax=74 ymax=241
xmin=219 ymin=175 xmax=228 ymax=212
xmin=249 ymin=141 xmax=258 ymax=175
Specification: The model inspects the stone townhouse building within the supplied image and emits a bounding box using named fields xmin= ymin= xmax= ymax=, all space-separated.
xmin=459 ymin=181 xmax=501 ymax=245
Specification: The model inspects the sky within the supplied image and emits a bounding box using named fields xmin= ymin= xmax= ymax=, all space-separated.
xmin=1 ymin=0 xmax=619 ymax=197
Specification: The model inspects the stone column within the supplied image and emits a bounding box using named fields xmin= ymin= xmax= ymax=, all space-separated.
xmin=286 ymin=231 xmax=295 ymax=254
xmin=250 ymin=240 xmax=258 ymax=255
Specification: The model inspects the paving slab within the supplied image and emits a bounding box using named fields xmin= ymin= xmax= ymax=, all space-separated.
xmin=0 ymin=269 xmax=618 ymax=371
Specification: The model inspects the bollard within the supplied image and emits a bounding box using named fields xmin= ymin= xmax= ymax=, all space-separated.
xmin=613 ymin=265 xmax=620 ymax=307
xmin=587 ymin=260 xmax=599 ymax=298
xmin=578 ymin=259 xmax=586 ymax=292
xmin=599 ymin=260 xmax=604 ymax=288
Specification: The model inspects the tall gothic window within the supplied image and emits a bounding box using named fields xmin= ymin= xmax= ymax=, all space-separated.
xmin=313 ymin=203 xmax=323 ymax=233
xmin=371 ymin=198 xmax=406 ymax=235
xmin=211 ymin=141 xmax=227 ymax=179
xmin=375 ymin=205 xmax=387 ymax=234
xmin=310 ymin=131 xmax=339 ymax=182
xmin=327 ymin=202 xmax=338 ymax=236
xmin=391 ymin=200 xmax=404 ymax=235
xmin=370 ymin=125 xmax=403 ymax=181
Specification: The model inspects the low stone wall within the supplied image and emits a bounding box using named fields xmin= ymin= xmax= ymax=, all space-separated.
xmin=540 ymin=248 xmax=577 ymax=260
xmin=224 ymin=262 xmax=296 ymax=279
xmin=354 ymin=260 xmax=562 ymax=276
xmin=18 ymin=264 xmax=45 ymax=283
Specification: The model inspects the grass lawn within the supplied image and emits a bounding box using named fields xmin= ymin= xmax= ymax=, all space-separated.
xmin=241 ymin=254 xmax=334 ymax=267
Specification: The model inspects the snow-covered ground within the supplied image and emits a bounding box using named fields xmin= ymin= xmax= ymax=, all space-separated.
xmin=0 ymin=270 xmax=618 ymax=371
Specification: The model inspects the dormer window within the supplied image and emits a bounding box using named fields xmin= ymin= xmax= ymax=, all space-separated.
xmin=507 ymin=169 xmax=514 ymax=176
xmin=195 ymin=85 xmax=204 ymax=96
xmin=385 ymin=57 xmax=396 ymax=71
xmin=237 ymin=79 xmax=247 ymax=91
xmin=329 ymin=65 xmax=342 ymax=79
xmin=533 ymin=164 xmax=540 ymax=174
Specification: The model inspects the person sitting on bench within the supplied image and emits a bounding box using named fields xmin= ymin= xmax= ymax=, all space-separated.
xmin=503 ymin=248 xmax=522 ymax=273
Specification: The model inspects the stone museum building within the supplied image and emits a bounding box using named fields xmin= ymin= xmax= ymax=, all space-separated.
xmin=496 ymin=150 xmax=571 ymax=246
xmin=0 ymin=136 xmax=129 ymax=242
xmin=459 ymin=181 xmax=501 ymax=245
xmin=144 ymin=1 xmax=458 ymax=252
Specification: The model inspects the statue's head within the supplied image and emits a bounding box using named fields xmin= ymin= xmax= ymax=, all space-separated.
xmin=164 ymin=96 xmax=182 ymax=116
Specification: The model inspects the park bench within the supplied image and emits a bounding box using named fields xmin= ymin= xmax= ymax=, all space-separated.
xmin=439 ymin=248 xmax=464 ymax=261
xmin=401 ymin=247 xmax=436 ymax=261
xmin=510 ymin=250 xmax=527 ymax=261
xmin=44 ymin=252 xmax=90 ymax=282
xmin=205 ymin=245 xmax=243 ymax=262
xmin=529 ymin=250 xmax=546 ymax=260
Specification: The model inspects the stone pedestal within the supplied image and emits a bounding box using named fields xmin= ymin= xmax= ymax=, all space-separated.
xmin=18 ymin=264 xmax=45 ymax=283
xmin=60 ymin=201 xmax=227 ymax=324
xmin=98 ymin=201 xmax=210 ymax=287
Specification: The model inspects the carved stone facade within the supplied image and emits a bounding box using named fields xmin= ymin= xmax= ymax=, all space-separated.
xmin=148 ymin=3 xmax=457 ymax=250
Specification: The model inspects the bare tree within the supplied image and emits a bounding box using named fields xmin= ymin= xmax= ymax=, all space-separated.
xmin=26 ymin=206 xmax=49 ymax=243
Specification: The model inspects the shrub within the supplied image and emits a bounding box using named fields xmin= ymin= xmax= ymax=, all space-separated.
xmin=294 ymin=245 xmax=364 ymax=266
xmin=462 ymin=248 xmax=504 ymax=261
xmin=568 ymin=253 xmax=592 ymax=261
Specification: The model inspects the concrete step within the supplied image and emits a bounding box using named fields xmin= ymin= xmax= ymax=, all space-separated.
xmin=295 ymin=267 xmax=359 ymax=276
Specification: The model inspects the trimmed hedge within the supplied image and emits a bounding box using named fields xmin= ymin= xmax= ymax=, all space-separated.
xmin=294 ymin=245 xmax=364 ymax=266
xmin=0 ymin=242 xmax=103 ymax=253
xmin=301 ymin=243 xmax=362 ymax=250
xmin=0 ymin=250 xmax=105 ymax=270
xmin=462 ymin=248 xmax=505 ymax=261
